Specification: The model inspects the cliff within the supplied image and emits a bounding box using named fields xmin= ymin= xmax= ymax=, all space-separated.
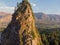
xmin=1 ymin=0 xmax=43 ymax=45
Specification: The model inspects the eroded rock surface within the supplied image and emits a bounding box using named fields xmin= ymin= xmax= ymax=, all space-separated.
xmin=1 ymin=0 xmax=43 ymax=45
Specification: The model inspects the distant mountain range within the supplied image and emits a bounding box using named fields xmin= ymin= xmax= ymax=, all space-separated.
xmin=0 ymin=12 xmax=60 ymax=28
xmin=35 ymin=12 xmax=60 ymax=23
xmin=35 ymin=12 xmax=60 ymax=28
xmin=35 ymin=13 xmax=60 ymax=22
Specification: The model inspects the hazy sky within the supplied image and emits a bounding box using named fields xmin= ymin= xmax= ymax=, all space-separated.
xmin=0 ymin=0 xmax=60 ymax=14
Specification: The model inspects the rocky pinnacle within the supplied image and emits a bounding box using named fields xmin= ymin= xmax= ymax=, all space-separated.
xmin=1 ymin=0 xmax=42 ymax=45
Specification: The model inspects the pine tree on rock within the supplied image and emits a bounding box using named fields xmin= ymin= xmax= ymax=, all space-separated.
xmin=1 ymin=0 xmax=43 ymax=45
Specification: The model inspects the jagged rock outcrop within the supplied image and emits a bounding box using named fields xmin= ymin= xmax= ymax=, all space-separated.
xmin=1 ymin=0 xmax=43 ymax=45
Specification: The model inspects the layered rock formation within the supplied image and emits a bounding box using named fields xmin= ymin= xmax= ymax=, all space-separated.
xmin=1 ymin=0 xmax=42 ymax=45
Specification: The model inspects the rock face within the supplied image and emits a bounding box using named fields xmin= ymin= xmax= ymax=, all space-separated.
xmin=1 ymin=0 xmax=42 ymax=45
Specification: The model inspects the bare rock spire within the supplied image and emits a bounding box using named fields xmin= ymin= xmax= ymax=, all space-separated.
xmin=1 ymin=0 xmax=43 ymax=45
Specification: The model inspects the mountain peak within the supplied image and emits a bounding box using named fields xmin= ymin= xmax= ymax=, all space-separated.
xmin=1 ymin=1 xmax=42 ymax=45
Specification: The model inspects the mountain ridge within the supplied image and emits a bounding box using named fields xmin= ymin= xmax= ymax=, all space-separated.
xmin=0 ymin=12 xmax=60 ymax=28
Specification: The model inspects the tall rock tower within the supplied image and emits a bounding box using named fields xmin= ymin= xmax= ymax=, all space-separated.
xmin=1 ymin=0 xmax=43 ymax=45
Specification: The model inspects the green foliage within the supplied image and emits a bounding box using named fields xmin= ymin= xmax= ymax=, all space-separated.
xmin=20 ymin=35 xmax=23 ymax=45
xmin=38 ymin=27 xmax=60 ymax=45
xmin=31 ymin=30 xmax=35 ymax=39
xmin=0 ymin=28 xmax=5 ymax=32
xmin=41 ymin=34 xmax=49 ymax=45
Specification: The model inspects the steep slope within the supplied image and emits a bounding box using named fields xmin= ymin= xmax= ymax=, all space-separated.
xmin=1 ymin=0 xmax=42 ymax=45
